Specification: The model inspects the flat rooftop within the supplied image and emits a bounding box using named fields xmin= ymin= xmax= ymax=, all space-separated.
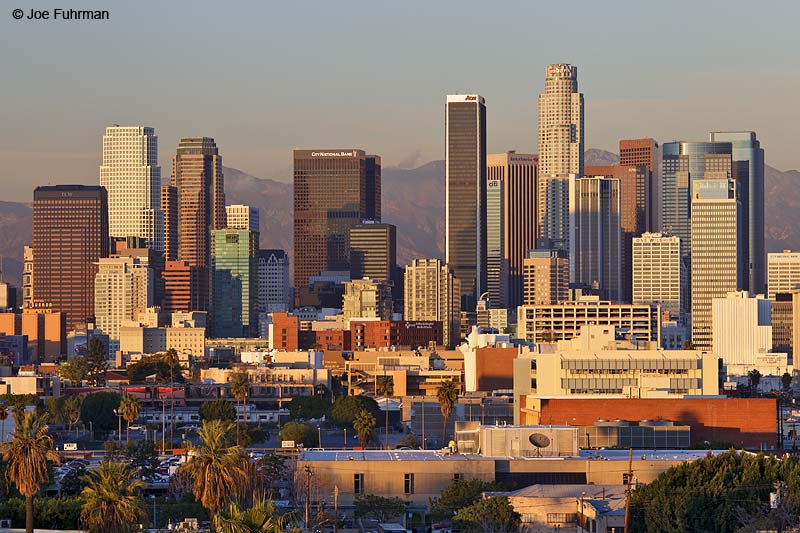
xmin=300 ymin=449 xmax=729 ymax=462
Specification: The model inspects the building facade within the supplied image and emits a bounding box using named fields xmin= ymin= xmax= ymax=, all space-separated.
xmin=32 ymin=185 xmax=109 ymax=330
xmin=342 ymin=278 xmax=393 ymax=322
xmin=446 ymin=94 xmax=487 ymax=311
xmin=404 ymin=259 xmax=461 ymax=349
xmin=99 ymin=126 xmax=162 ymax=250
xmin=537 ymin=63 xmax=584 ymax=180
xmin=690 ymin=179 xmax=740 ymax=349
xmin=570 ymin=177 xmax=622 ymax=302
xmin=22 ymin=246 xmax=33 ymax=309
xmin=257 ymin=249 xmax=291 ymax=313
xmin=225 ymin=204 xmax=259 ymax=233
xmin=712 ymin=291 xmax=773 ymax=374
xmin=633 ymin=233 xmax=684 ymax=323
xmin=293 ymin=149 xmax=380 ymax=292
xmin=160 ymin=185 xmax=178 ymax=261
xmin=94 ymin=256 xmax=153 ymax=341
xmin=768 ymin=251 xmax=800 ymax=299
xmin=349 ymin=222 xmax=396 ymax=283
xmin=211 ymin=229 xmax=258 ymax=337
xmin=619 ymin=138 xmax=659 ymax=231
xmin=522 ymin=249 xmax=569 ymax=306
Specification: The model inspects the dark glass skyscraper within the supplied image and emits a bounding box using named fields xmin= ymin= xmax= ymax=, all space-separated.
xmin=445 ymin=94 xmax=487 ymax=311
xmin=293 ymin=149 xmax=381 ymax=293
xmin=32 ymin=185 xmax=109 ymax=330
xmin=709 ymin=131 xmax=765 ymax=294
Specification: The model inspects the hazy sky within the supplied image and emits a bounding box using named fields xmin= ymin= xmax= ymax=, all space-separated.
xmin=1 ymin=0 xmax=799 ymax=201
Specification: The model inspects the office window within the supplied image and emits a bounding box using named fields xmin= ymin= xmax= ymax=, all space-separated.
xmin=354 ymin=473 xmax=364 ymax=494
xmin=453 ymin=473 xmax=463 ymax=481
xmin=404 ymin=473 xmax=414 ymax=495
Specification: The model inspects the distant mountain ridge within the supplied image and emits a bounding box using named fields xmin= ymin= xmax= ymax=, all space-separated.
xmin=0 ymin=150 xmax=798 ymax=287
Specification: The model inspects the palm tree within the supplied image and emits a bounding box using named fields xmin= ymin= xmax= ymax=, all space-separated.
xmin=353 ymin=409 xmax=376 ymax=449
xmin=118 ymin=394 xmax=140 ymax=442
xmin=214 ymin=499 xmax=297 ymax=533
xmin=376 ymin=375 xmax=394 ymax=450
xmin=230 ymin=372 xmax=249 ymax=442
xmin=748 ymin=369 xmax=762 ymax=397
xmin=162 ymin=348 xmax=181 ymax=447
xmin=1 ymin=409 xmax=59 ymax=533
xmin=80 ymin=461 xmax=145 ymax=533
xmin=0 ymin=403 xmax=7 ymax=443
xmin=180 ymin=419 xmax=250 ymax=526
xmin=436 ymin=380 xmax=459 ymax=445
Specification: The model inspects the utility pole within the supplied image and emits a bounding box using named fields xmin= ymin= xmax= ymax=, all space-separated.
xmin=304 ymin=465 xmax=313 ymax=529
xmin=624 ymin=447 xmax=633 ymax=532
xmin=333 ymin=484 xmax=339 ymax=533
xmin=421 ymin=396 xmax=425 ymax=450
xmin=161 ymin=393 xmax=166 ymax=454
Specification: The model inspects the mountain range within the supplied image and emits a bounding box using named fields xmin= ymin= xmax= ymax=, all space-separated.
xmin=1 ymin=148 xmax=798 ymax=287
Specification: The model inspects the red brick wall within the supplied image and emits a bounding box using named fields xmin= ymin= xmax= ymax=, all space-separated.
xmin=271 ymin=312 xmax=299 ymax=351
xmin=475 ymin=347 xmax=517 ymax=391
xmin=537 ymin=398 xmax=777 ymax=449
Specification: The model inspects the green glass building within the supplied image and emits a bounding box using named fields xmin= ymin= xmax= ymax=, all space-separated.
xmin=211 ymin=229 xmax=258 ymax=337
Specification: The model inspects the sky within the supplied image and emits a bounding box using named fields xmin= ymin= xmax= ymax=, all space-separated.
xmin=1 ymin=0 xmax=799 ymax=201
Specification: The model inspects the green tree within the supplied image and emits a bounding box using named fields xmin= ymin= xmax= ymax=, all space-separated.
xmin=199 ymin=399 xmax=237 ymax=422
xmin=230 ymin=372 xmax=249 ymax=440
xmin=277 ymin=422 xmax=318 ymax=448
xmin=63 ymin=396 xmax=83 ymax=432
xmin=376 ymin=375 xmax=394 ymax=449
xmin=214 ymin=499 xmax=297 ymax=533
xmin=118 ymin=394 xmax=140 ymax=441
xmin=127 ymin=355 xmax=185 ymax=384
xmin=1 ymin=410 xmax=60 ymax=533
xmin=330 ymin=395 xmax=380 ymax=427
xmin=252 ymin=453 xmax=288 ymax=501
xmin=429 ymin=478 xmax=509 ymax=522
xmin=353 ymin=409 xmax=376 ymax=448
xmin=749 ymin=368 xmax=762 ymax=396
xmin=354 ymin=494 xmax=407 ymax=523
xmin=80 ymin=392 xmax=121 ymax=436
xmin=436 ymin=379 xmax=459 ymax=443
xmin=59 ymin=356 xmax=90 ymax=386
xmin=782 ymin=371 xmax=792 ymax=390
xmin=85 ymin=338 xmax=108 ymax=387
xmin=80 ymin=461 xmax=145 ymax=533
xmin=453 ymin=496 xmax=521 ymax=533
xmin=179 ymin=420 xmax=250 ymax=524
xmin=0 ymin=402 xmax=7 ymax=443
xmin=125 ymin=439 xmax=159 ymax=480
xmin=286 ymin=395 xmax=330 ymax=421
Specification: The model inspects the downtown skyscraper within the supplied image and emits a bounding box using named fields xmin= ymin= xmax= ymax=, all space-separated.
xmin=32 ymin=185 xmax=109 ymax=330
xmin=293 ymin=149 xmax=381 ymax=292
xmin=445 ymin=94 xmax=486 ymax=310
xmin=99 ymin=126 xmax=163 ymax=251
xmin=171 ymin=137 xmax=226 ymax=311
xmin=537 ymin=63 xmax=583 ymax=247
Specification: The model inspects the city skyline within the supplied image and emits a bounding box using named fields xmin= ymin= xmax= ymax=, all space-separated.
xmin=2 ymin=1 xmax=799 ymax=201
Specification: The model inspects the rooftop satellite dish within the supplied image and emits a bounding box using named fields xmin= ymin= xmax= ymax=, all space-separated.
xmin=529 ymin=433 xmax=551 ymax=448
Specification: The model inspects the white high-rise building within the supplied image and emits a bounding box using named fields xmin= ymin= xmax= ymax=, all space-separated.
xmin=537 ymin=63 xmax=584 ymax=235
xmin=99 ymin=126 xmax=163 ymax=251
xmin=258 ymin=249 xmax=291 ymax=313
xmin=691 ymin=179 xmax=740 ymax=349
xmin=226 ymin=204 xmax=260 ymax=233
xmin=712 ymin=291 xmax=772 ymax=374
xmin=633 ymin=233 xmax=684 ymax=323
xmin=94 ymin=256 xmax=153 ymax=341
xmin=404 ymin=258 xmax=461 ymax=349
xmin=768 ymin=250 xmax=800 ymax=299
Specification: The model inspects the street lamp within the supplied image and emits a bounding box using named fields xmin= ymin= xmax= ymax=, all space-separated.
xmin=150 ymin=494 xmax=157 ymax=530
xmin=112 ymin=409 xmax=121 ymax=443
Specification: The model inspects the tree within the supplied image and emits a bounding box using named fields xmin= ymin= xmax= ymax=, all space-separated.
xmin=230 ymin=372 xmax=249 ymax=441
xmin=429 ymin=478 xmax=509 ymax=522
xmin=353 ymin=409 xmax=376 ymax=449
xmin=1 ymin=409 xmax=59 ymax=533
xmin=396 ymin=433 xmax=421 ymax=449
xmin=286 ymin=395 xmax=330 ymax=421
xmin=80 ymin=461 xmax=145 ymax=533
xmin=179 ymin=420 xmax=250 ymax=524
xmin=628 ymin=450 xmax=800 ymax=532
xmin=749 ymin=369 xmax=762 ymax=396
xmin=118 ymin=395 xmax=140 ymax=441
xmin=252 ymin=453 xmax=288 ymax=501
xmin=354 ymin=494 xmax=407 ymax=523
xmin=80 ymin=392 xmax=121 ymax=436
xmin=782 ymin=372 xmax=792 ymax=391
xmin=453 ymin=496 xmax=521 ymax=533
xmin=85 ymin=338 xmax=108 ymax=387
xmin=376 ymin=375 xmax=394 ymax=450
xmin=125 ymin=440 xmax=159 ymax=480
xmin=59 ymin=356 xmax=90 ymax=386
xmin=277 ymin=422 xmax=318 ymax=448
xmin=199 ymin=399 xmax=237 ymax=422
xmin=0 ymin=403 xmax=8 ymax=443
xmin=127 ymin=354 xmax=185 ymax=384
xmin=436 ymin=380 xmax=459 ymax=443
xmin=330 ymin=395 xmax=380 ymax=427
xmin=214 ymin=499 xmax=297 ymax=533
